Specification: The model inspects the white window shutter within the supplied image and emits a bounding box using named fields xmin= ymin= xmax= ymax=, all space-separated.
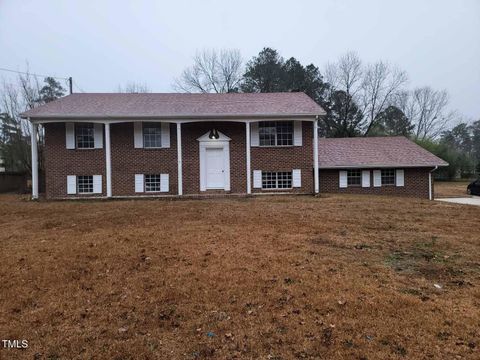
xmin=251 ymin=122 xmax=259 ymax=146
xmin=396 ymin=169 xmax=405 ymax=187
xmin=161 ymin=122 xmax=170 ymax=148
xmin=135 ymin=174 xmax=144 ymax=193
xmin=94 ymin=123 xmax=103 ymax=148
xmin=93 ymin=175 xmax=102 ymax=194
xmin=253 ymin=170 xmax=262 ymax=188
xmin=339 ymin=171 xmax=348 ymax=188
xmin=362 ymin=170 xmax=370 ymax=187
xmin=373 ymin=170 xmax=382 ymax=187
xmin=67 ymin=175 xmax=76 ymax=194
xmin=65 ymin=123 xmax=75 ymax=149
xmin=293 ymin=121 xmax=302 ymax=146
xmin=292 ymin=169 xmax=301 ymax=187
xmin=160 ymin=174 xmax=169 ymax=192
xmin=134 ymin=122 xmax=143 ymax=148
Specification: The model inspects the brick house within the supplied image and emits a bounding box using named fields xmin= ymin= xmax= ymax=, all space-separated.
xmin=21 ymin=92 xmax=447 ymax=200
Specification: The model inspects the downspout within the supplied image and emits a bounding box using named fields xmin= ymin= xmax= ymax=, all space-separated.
xmin=429 ymin=166 xmax=438 ymax=200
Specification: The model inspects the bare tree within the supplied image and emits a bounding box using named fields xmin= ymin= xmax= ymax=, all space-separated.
xmin=174 ymin=49 xmax=243 ymax=93
xmin=117 ymin=82 xmax=151 ymax=93
xmin=361 ymin=62 xmax=408 ymax=135
xmin=396 ymin=87 xmax=454 ymax=140
xmin=325 ymin=51 xmax=363 ymax=100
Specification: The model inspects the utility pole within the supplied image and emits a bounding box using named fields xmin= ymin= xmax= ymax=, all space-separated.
xmin=68 ymin=77 xmax=73 ymax=94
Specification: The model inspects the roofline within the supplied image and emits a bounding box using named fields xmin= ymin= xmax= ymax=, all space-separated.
xmin=24 ymin=113 xmax=322 ymax=122
xmin=319 ymin=164 xmax=449 ymax=169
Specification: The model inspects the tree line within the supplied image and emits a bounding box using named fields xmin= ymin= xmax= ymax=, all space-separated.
xmin=175 ymin=48 xmax=479 ymax=178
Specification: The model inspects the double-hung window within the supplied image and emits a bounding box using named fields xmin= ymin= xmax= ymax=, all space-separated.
xmin=145 ymin=174 xmax=162 ymax=192
xmin=259 ymin=121 xmax=293 ymax=146
xmin=381 ymin=169 xmax=395 ymax=186
xmin=77 ymin=175 xmax=94 ymax=193
xmin=347 ymin=170 xmax=361 ymax=186
xmin=262 ymin=171 xmax=292 ymax=189
xmin=143 ymin=123 xmax=162 ymax=148
xmin=75 ymin=124 xmax=95 ymax=149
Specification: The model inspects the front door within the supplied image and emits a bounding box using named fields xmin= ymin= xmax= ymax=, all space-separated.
xmin=205 ymin=148 xmax=225 ymax=189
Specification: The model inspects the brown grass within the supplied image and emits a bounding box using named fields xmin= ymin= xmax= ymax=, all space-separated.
xmin=435 ymin=181 xmax=470 ymax=198
xmin=0 ymin=194 xmax=479 ymax=359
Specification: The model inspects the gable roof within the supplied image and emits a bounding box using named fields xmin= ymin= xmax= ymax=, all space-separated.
xmin=21 ymin=92 xmax=325 ymax=120
xmin=318 ymin=136 xmax=448 ymax=168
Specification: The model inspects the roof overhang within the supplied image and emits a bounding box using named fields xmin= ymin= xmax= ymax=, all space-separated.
xmin=319 ymin=164 xmax=448 ymax=169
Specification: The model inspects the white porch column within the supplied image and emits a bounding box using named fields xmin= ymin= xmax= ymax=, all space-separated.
xmin=313 ymin=119 xmax=319 ymax=194
xmin=177 ymin=123 xmax=183 ymax=195
xmin=30 ymin=121 xmax=39 ymax=199
xmin=246 ymin=121 xmax=251 ymax=194
xmin=105 ymin=122 xmax=112 ymax=197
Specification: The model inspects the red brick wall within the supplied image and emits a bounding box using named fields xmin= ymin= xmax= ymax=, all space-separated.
xmin=251 ymin=121 xmax=314 ymax=194
xmin=44 ymin=123 xmax=105 ymax=199
xmin=43 ymin=121 xmax=316 ymax=198
xmin=319 ymin=168 xmax=433 ymax=198
xmin=111 ymin=123 xmax=178 ymax=196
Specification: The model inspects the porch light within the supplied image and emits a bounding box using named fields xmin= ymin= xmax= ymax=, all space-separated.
xmin=209 ymin=129 xmax=219 ymax=139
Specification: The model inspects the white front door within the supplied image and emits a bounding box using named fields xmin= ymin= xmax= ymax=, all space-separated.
xmin=205 ymin=148 xmax=225 ymax=189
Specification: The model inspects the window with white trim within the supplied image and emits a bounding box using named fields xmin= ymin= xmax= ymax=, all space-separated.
xmin=75 ymin=124 xmax=95 ymax=149
xmin=145 ymin=174 xmax=162 ymax=192
xmin=381 ymin=169 xmax=395 ymax=185
xmin=259 ymin=121 xmax=293 ymax=146
xmin=347 ymin=169 xmax=361 ymax=186
xmin=262 ymin=171 xmax=292 ymax=189
xmin=143 ymin=123 xmax=162 ymax=148
xmin=77 ymin=175 xmax=93 ymax=193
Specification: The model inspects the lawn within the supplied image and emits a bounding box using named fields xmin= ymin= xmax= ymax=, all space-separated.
xmin=0 ymin=194 xmax=479 ymax=359
xmin=435 ymin=181 xmax=470 ymax=198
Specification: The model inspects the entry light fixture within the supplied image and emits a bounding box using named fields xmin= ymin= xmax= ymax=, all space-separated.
xmin=208 ymin=129 xmax=219 ymax=139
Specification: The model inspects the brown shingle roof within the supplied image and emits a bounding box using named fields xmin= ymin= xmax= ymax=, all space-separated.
xmin=21 ymin=92 xmax=325 ymax=119
xmin=318 ymin=136 xmax=448 ymax=168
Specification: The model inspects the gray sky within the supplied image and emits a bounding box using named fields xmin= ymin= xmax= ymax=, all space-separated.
xmin=1 ymin=0 xmax=479 ymax=120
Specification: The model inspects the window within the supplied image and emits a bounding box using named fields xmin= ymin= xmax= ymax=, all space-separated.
xmin=145 ymin=174 xmax=161 ymax=192
xmin=76 ymin=124 xmax=94 ymax=149
xmin=259 ymin=121 xmax=293 ymax=146
xmin=77 ymin=175 xmax=93 ymax=193
xmin=347 ymin=170 xmax=361 ymax=186
xmin=262 ymin=171 xmax=292 ymax=189
xmin=381 ymin=169 xmax=395 ymax=185
xmin=143 ymin=123 xmax=162 ymax=148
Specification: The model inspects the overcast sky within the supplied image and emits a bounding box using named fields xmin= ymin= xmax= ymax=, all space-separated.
xmin=1 ymin=0 xmax=479 ymax=121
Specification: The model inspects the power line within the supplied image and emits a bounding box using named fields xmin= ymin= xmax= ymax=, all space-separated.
xmin=0 ymin=67 xmax=69 ymax=81
xmin=73 ymin=80 xmax=85 ymax=93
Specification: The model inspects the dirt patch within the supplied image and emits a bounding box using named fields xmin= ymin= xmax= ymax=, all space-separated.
xmin=0 ymin=194 xmax=479 ymax=359
xmin=435 ymin=181 xmax=470 ymax=197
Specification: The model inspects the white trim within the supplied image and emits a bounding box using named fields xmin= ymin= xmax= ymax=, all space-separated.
xmin=339 ymin=171 xmax=348 ymax=188
xmin=292 ymin=169 xmax=301 ymax=187
xmin=361 ymin=170 xmax=370 ymax=187
xmin=94 ymin=123 xmax=103 ymax=148
xmin=319 ymin=164 xmax=446 ymax=169
xmin=93 ymin=175 xmax=102 ymax=194
xmin=429 ymin=166 xmax=438 ymax=200
xmin=198 ymin=131 xmax=231 ymax=191
xmin=246 ymin=122 xmax=251 ymax=194
xmin=161 ymin=122 xmax=170 ymax=148
xmin=396 ymin=169 xmax=405 ymax=187
xmin=135 ymin=174 xmax=144 ymax=193
xmin=31 ymin=122 xmax=39 ymax=199
xmin=105 ymin=123 xmax=112 ymax=197
xmin=293 ymin=121 xmax=302 ymax=146
xmin=177 ymin=123 xmax=183 ymax=195
xmin=313 ymin=119 xmax=319 ymax=193
xmin=65 ymin=122 xmax=75 ymax=149
xmin=253 ymin=170 xmax=262 ymax=188
xmin=373 ymin=170 xmax=382 ymax=187
xmin=67 ymin=175 xmax=76 ymax=194
xmin=134 ymin=122 xmax=143 ymax=148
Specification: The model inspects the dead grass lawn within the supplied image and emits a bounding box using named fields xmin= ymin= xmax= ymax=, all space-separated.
xmin=435 ymin=181 xmax=470 ymax=198
xmin=0 ymin=194 xmax=479 ymax=359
